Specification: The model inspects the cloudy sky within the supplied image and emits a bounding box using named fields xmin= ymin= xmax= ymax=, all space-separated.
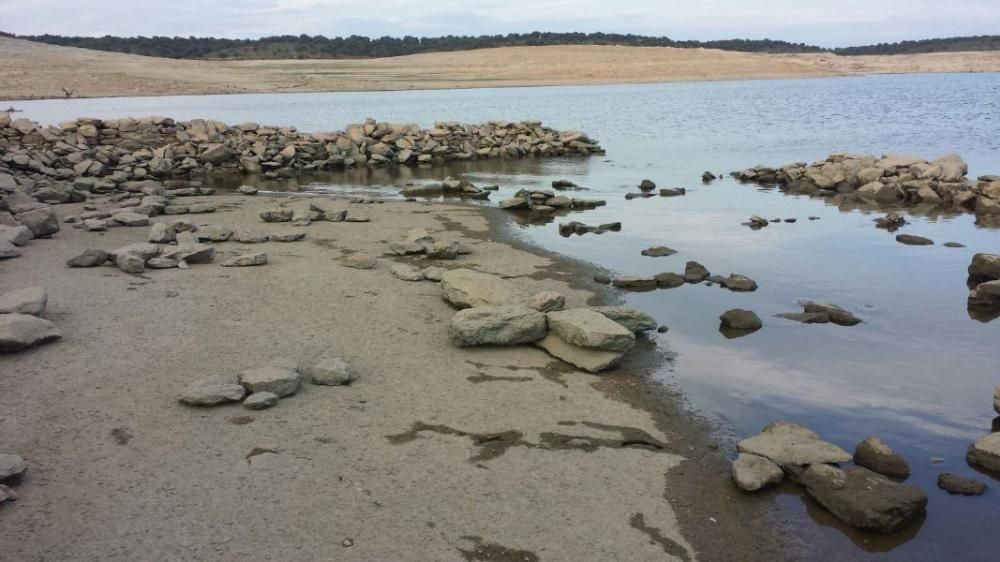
xmin=2 ymin=0 xmax=998 ymax=48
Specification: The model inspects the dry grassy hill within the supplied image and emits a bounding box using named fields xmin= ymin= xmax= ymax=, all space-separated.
xmin=2 ymin=36 xmax=999 ymax=101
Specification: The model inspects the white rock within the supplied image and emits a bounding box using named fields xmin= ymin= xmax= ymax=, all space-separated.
xmin=440 ymin=269 xmax=523 ymax=309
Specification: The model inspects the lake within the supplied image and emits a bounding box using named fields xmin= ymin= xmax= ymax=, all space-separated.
xmin=12 ymin=72 xmax=1000 ymax=560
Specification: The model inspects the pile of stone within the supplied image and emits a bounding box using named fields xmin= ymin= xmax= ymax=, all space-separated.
xmin=967 ymin=253 xmax=1000 ymax=312
xmin=499 ymin=189 xmax=606 ymax=215
xmin=1 ymin=113 xmax=603 ymax=192
xmin=387 ymin=228 xmax=472 ymax=263
xmin=439 ymin=268 xmax=656 ymax=372
xmin=732 ymin=422 xmax=927 ymax=533
xmin=0 ymin=287 xmax=60 ymax=353
xmin=178 ymin=356 xmax=356 ymax=410
xmin=0 ymin=452 xmax=27 ymax=506
xmin=400 ymin=177 xmax=493 ymax=199
xmin=732 ymin=153 xmax=1000 ymax=220
xmin=557 ymin=220 xmax=620 ymax=237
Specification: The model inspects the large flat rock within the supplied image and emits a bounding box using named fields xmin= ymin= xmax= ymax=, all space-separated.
xmin=802 ymin=464 xmax=927 ymax=533
xmin=737 ymin=421 xmax=851 ymax=468
xmin=440 ymin=269 xmax=524 ymax=309
xmin=535 ymin=333 xmax=624 ymax=373
xmin=546 ymin=308 xmax=635 ymax=352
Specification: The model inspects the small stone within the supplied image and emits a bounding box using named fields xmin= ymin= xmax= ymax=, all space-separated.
xmin=115 ymin=253 xmax=145 ymax=274
xmin=17 ymin=207 xmax=60 ymax=237
xmin=237 ymin=185 xmax=259 ymax=195
xmin=67 ymin=249 xmax=110 ymax=268
xmin=422 ymin=266 xmax=445 ymax=281
xmin=243 ymin=392 xmax=279 ymax=410
xmin=271 ymin=231 xmax=306 ymax=242
xmin=148 ymin=222 xmax=175 ymax=243
xmin=390 ymin=263 xmax=424 ymax=281
xmin=112 ymin=212 xmax=150 ymax=227
xmin=0 ymin=240 xmax=19 ymax=259
xmin=300 ymin=357 xmax=356 ymax=386
xmin=937 ymin=473 xmax=987 ymax=495
xmin=188 ymin=203 xmax=216 ymax=214
xmin=731 ymin=453 xmax=784 ymax=492
xmin=524 ymin=291 xmax=565 ymax=313
xmin=196 ymin=225 xmax=233 ymax=242
xmin=0 ymin=225 xmax=33 ymax=246
xmin=720 ymin=274 xmax=758 ymax=292
xmin=221 ymin=253 xmax=268 ymax=267
xmin=0 ymin=287 xmax=47 ymax=316
xmin=238 ymin=366 xmax=301 ymax=398
xmin=0 ymin=313 xmax=61 ymax=352
xmin=641 ymin=246 xmax=677 ymax=257
xmin=590 ymin=306 xmax=657 ymax=333
xmin=178 ymin=375 xmax=247 ymax=406
xmin=342 ymin=254 xmax=377 ymax=269
xmin=147 ymin=257 xmax=179 ymax=269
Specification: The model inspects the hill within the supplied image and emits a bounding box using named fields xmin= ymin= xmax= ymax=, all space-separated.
xmin=2 ymin=36 xmax=1000 ymax=101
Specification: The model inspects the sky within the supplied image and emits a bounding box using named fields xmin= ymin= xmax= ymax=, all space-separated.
xmin=1 ymin=0 xmax=998 ymax=48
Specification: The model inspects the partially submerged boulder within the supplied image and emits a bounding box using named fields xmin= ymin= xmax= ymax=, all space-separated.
xmin=968 ymin=253 xmax=1000 ymax=281
xmin=854 ymin=436 xmax=910 ymax=479
xmin=802 ymin=464 xmax=927 ymax=533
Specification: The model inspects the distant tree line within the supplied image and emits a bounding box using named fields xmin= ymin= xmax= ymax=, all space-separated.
xmin=0 ymin=31 xmax=823 ymax=59
xmin=831 ymin=35 xmax=1000 ymax=55
xmin=2 ymin=31 xmax=997 ymax=60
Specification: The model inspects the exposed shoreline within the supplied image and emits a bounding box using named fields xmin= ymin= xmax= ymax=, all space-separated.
xmin=3 ymin=36 xmax=1000 ymax=102
xmin=0 ymin=188 xmax=794 ymax=560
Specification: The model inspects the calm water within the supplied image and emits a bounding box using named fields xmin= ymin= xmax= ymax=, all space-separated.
xmin=13 ymin=73 xmax=1000 ymax=560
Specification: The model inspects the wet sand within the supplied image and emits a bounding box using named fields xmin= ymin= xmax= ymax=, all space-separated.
xmin=3 ymin=36 xmax=1000 ymax=101
xmin=0 ymin=193 xmax=790 ymax=561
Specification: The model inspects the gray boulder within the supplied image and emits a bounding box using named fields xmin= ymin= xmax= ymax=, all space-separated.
xmin=737 ymin=421 xmax=851 ymax=468
xmin=684 ymin=261 xmax=710 ymax=283
xmin=178 ymin=375 xmax=247 ymax=406
xmin=854 ymin=436 xmax=910 ymax=479
xmin=731 ymin=453 xmax=784 ymax=492
xmin=802 ymin=464 xmax=927 ymax=533
xmin=966 ymin=432 xmax=1000 ymax=473
xmin=547 ymin=308 xmax=635 ymax=352
xmin=0 ymin=240 xmax=19 ymax=259
xmin=17 ymin=207 xmax=60 ymax=237
xmin=523 ymin=291 xmax=565 ymax=313
xmin=67 ymin=249 xmax=110 ymax=268
xmin=238 ymin=366 xmax=302 ymax=398
xmin=390 ymin=263 xmax=424 ymax=281
xmin=243 ymin=392 xmax=279 ymax=410
xmin=591 ymin=306 xmax=657 ymax=333
xmin=0 ymin=314 xmax=61 ymax=352
xmin=112 ymin=212 xmax=150 ymax=227
xmin=440 ymin=269 xmax=522 ymax=309
xmin=0 ymin=453 xmax=27 ymax=483
xmin=0 ymin=225 xmax=33 ymax=246
xmin=968 ymin=280 xmax=1000 ymax=310
xmin=196 ymin=225 xmax=233 ymax=242
xmin=449 ymin=305 xmax=547 ymax=347
xmin=535 ymin=333 xmax=624 ymax=373
xmin=148 ymin=222 xmax=175 ymax=243
xmin=0 ymin=287 xmax=47 ymax=316
xmin=720 ymin=309 xmax=762 ymax=331
xmin=221 ymin=252 xmax=267 ymax=267
xmin=300 ymin=356 xmax=356 ymax=386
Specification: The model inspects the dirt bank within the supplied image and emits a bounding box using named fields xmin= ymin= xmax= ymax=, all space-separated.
xmin=0 ymin=192 xmax=791 ymax=561
xmin=3 ymin=36 xmax=1000 ymax=101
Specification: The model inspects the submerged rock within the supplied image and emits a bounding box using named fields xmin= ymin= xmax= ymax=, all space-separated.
xmin=449 ymin=305 xmax=547 ymax=347
xmin=937 ymin=473 xmax=987 ymax=496
xmin=802 ymin=302 xmax=862 ymax=326
xmin=731 ymin=453 xmax=785 ymax=492
xmin=641 ymin=246 xmax=677 ymax=257
xmin=684 ymin=261 xmax=710 ymax=283
xmin=895 ymin=234 xmax=934 ymax=246
xmin=854 ymin=436 xmax=910 ymax=479
xmin=720 ymin=274 xmax=758 ymax=292
xmin=966 ymin=432 xmax=1000 ymax=473
xmin=802 ymin=464 xmax=927 ymax=533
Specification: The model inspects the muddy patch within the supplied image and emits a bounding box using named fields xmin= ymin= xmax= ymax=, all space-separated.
xmin=458 ymin=535 xmax=540 ymax=562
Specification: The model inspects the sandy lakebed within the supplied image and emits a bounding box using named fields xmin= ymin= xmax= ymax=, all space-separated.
xmin=0 ymin=192 xmax=791 ymax=561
